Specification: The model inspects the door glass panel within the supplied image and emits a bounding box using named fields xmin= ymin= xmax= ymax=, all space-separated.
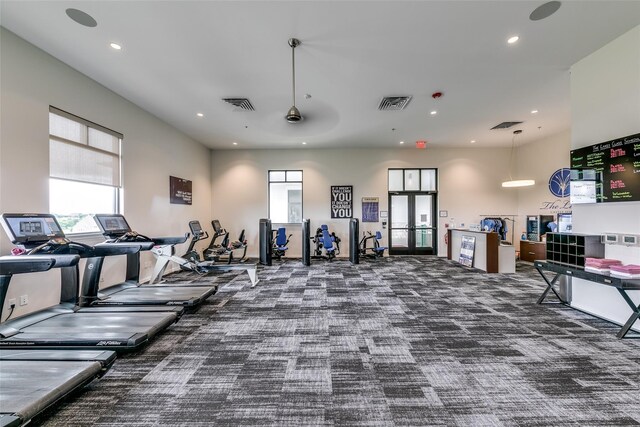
xmin=421 ymin=169 xmax=436 ymax=191
xmin=391 ymin=195 xmax=408 ymax=229
xmin=414 ymin=195 xmax=432 ymax=227
xmin=388 ymin=170 xmax=403 ymax=191
xmin=392 ymin=230 xmax=408 ymax=248
xmin=404 ymin=169 xmax=420 ymax=191
xmin=415 ymin=229 xmax=433 ymax=248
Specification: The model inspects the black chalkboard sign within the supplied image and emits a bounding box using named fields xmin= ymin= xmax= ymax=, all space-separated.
xmin=170 ymin=176 xmax=192 ymax=205
xmin=570 ymin=132 xmax=640 ymax=203
xmin=331 ymin=186 xmax=353 ymax=218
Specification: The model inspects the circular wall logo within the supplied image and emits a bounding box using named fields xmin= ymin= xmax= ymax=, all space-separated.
xmin=548 ymin=168 xmax=571 ymax=198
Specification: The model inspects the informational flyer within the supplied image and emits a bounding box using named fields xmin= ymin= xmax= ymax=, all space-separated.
xmin=458 ymin=235 xmax=476 ymax=267
xmin=362 ymin=197 xmax=379 ymax=222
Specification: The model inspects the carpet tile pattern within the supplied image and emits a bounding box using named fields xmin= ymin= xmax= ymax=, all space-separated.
xmin=33 ymin=257 xmax=640 ymax=426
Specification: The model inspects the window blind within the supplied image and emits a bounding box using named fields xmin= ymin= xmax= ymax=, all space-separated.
xmin=49 ymin=108 xmax=121 ymax=187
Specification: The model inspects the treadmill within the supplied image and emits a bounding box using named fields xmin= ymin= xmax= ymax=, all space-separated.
xmin=0 ymin=255 xmax=117 ymax=427
xmin=79 ymin=214 xmax=218 ymax=309
xmin=0 ymin=214 xmax=181 ymax=351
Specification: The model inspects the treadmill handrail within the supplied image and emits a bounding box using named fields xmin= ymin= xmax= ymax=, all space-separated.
xmin=0 ymin=255 xmax=79 ymax=275
xmin=92 ymin=242 xmax=144 ymax=256
xmin=151 ymin=235 xmax=188 ymax=246
xmin=0 ymin=254 xmax=81 ymax=322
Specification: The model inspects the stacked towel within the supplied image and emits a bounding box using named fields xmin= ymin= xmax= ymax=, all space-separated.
xmin=584 ymin=258 xmax=622 ymax=274
xmin=609 ymin=264 xmax=640 ymax=279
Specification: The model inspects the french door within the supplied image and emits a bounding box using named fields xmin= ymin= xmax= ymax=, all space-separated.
xmin=389 ymin=193 xmax=437 ymax=255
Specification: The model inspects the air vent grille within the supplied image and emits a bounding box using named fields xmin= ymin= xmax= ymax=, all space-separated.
xmin=491 ymin=121 xmax=523 ymax=130
xmin=378 ymin=96 xmax=412 ymax=111
xmin=222 ymin=98 xmax=255 ymax=111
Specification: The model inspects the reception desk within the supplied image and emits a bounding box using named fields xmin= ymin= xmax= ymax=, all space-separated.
xmin=447 ymin=229 xmax=515 ymax=273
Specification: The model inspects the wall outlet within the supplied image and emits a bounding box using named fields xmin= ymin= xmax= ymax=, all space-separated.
xmin=8 ymin=298 xmax=16 ymax=308
xmin=19 ymin=295 xmax=28 ymax=306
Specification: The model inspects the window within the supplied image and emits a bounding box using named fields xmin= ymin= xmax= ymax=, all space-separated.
xmin=49 ymin=107 xmax=122 ymax=234
xmin=269 ymin=170 xmax=302 ymax=223
xmin=388 ymin=168 xmax=437 ymax=192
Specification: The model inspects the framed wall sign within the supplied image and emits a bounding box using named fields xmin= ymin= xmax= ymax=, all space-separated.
xmin=331 ymin=185 xmax=353 ymax=218
xmin=362 ymin=197 xmax=379 ymax=222
xmin=170 ymin=176 xmax=192 ymax=205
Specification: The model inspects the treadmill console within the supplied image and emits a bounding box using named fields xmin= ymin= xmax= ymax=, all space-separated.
xmin=1 ymin=213 xmax=65 ymax=247
xmin=93 ymin=214 xmax=132 ymax=237
xmin=212 ymin=220 xmax=223 ymax=234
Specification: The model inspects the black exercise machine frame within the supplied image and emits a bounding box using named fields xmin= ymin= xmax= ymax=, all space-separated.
xmin=534 ymin=261 xmax=640 ymax=339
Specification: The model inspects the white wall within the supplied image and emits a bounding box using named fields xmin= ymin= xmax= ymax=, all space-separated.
xmin=0 ymin=28 xmax=212 ymax=319
xmin=515 ymin=130 xmax=572 ymax=248
xmin=210 ymin=147 xmax=520 ymax=258
xmin=569 ymin=25 xmax=640 ymax=331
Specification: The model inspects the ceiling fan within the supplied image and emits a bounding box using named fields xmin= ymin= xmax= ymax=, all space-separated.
xmin=285 ymin=38 xmax=303 ymax=123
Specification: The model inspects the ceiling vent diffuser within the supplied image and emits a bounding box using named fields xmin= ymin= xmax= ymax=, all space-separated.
xmin=222 ymin=98 xmax=255 ymax=111
xmin=378 ymin=96 xmax=412 ymax=111
xmin=491 ymin=121 xmax=523 ymax=130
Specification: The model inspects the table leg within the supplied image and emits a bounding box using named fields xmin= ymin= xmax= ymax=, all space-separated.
xmin=535 ymin=267 xmax=566 ymax=305
xmin=616 ymin=289 xmax=640 ymax=339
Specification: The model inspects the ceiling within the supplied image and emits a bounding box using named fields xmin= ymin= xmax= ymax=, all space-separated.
xmin=1 ymin=1 xmax=639 ymax=150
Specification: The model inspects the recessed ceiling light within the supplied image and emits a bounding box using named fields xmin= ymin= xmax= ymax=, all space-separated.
xmin=470 ymin=140 xmax=476 ymax=144
xmin=232 ymin=142 xmax=238 ymax=146
xmin=531 ymin=109 xmax=539 ymax=114
xmin=430 ymin=111 xmax=437 ymax=115
xmin=110 ymin=42 xmax=122 ymax=50
xmin=507 ymin=36 xmax=520 ymax=44
xmin=302 ymin=142 xmax=307 ymax=145
xmin=399 ymin=141 xmax=405 ymax=145
xmin=196 ymin=113 xmax=204 ymax=117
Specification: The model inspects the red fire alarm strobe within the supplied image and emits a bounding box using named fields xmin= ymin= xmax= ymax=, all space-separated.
xmin=416 ymin=140 xmax=427 ymax=149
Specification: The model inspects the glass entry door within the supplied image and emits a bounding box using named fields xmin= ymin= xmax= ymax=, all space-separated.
xmin=389 ymin=193 xmax=436 ymax=255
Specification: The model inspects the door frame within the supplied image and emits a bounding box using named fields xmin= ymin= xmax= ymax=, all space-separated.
xmin=388 ymin=192 xmax=438 ymax=255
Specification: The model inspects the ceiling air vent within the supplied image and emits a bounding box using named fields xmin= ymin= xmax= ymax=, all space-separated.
xmin=222 ymin=98 xmax=255 ymax=111
xmin=491 ymin=121 xmax=523 ymax=130
xmin=378 ymin=96 xmax=412 ymax=111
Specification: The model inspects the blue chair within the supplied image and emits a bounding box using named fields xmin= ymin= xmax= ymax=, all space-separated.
xmin=322 ymin=228 xmax=336 ymax=261
xmin=372 ymin=231 xmax=388 ymax=257
xmin=272 ymin=227 xmax=291 ymax=260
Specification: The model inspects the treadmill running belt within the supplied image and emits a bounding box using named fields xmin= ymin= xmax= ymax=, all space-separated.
xmin=0 ymin=360 xmax=102 ymax=425
xmin=1 ymin=311 xmax=177 ymax=349
xmin=100 ymin=285 xmax=215 ymax=305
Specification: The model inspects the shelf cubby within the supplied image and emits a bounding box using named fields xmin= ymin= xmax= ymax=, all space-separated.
xmin=545 ymin=233 xmax=605 ymax=268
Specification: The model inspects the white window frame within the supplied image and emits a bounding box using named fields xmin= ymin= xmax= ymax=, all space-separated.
xmin=268 ymin=170 xmax=303 ymax=224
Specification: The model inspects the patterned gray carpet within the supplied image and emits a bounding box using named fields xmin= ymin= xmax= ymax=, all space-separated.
xmin=35 ymin=257 xmax=640 ymax=426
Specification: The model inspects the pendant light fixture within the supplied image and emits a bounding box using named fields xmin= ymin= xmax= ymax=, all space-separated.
xmin=286 ymin=38 xmax=303 ymax=123
xmin=502 ymin=130 xmax=535 ymax=188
